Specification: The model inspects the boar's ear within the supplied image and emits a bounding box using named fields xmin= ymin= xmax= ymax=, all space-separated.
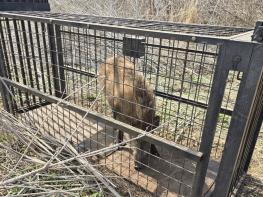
xmin=154 ymin=115 xmax=160 ymax=126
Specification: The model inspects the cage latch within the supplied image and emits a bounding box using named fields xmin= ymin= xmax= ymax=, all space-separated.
xmin=232 ymin=55 xmax=242 ymax=70
xmin=252 ymin=21 xmax=263 ymax=42
xmin=123 ymin=37 xmax=145 ymax=58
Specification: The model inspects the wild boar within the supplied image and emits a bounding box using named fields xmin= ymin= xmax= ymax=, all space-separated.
xmin=98 ymin=56 xmax=160 ymax=169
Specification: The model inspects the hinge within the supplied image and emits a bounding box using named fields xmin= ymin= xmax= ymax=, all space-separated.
xmin=252 ymin=21 xmax=263 ymax=42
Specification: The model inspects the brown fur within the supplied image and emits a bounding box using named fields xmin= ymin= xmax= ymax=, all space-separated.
xmin=98 ymin=56 xmax=159 ymax=169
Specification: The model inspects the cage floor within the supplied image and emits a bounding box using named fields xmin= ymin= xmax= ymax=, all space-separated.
xmin=19 ymin=104 xmax=219 ymax=196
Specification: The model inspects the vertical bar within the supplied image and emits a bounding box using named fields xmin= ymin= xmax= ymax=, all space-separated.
xmin=28 ymin=21 xmax=40 ymax=91
xmin=0 ymin=19 xmax=11 ymax=80
xmin=0 ymin=18 xmax=16 ymax=112
xmin=213 ymin=44 xmax=263 ymax=197
xmin=0 ymin=43 xmax=12 ymax=113
xmin=243 ymin=26 xmax=263 ymax=172
xmin=5 ymin=18 xmax=21 ymax=109
xmin=243 ymin=36 xmax=263 ymax=172
xmin=191 ymin=45 xmax=229 ymax=197
xmin=47 ymin=23 xmax=61 ymax=98
xmin=35 ymin=21 xmax=47 ymax=93
xmin=41 ymin=22 xmax=52 ymax=95
xmin=13 ymin=19 xmax=30 ymax=106
xmin=21 ymin=20 xmax=36 ymax=103
xmin=55 ymin=24 xmax=66 ymax=98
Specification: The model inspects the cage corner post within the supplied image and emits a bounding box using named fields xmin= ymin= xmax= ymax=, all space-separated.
xmin=212 ymin=43 xmax=263 ymax=197
xmin=190 ymin=44 xmax=229 ymax=197
xmin=243 ymin=21 xmax=263 ymax=173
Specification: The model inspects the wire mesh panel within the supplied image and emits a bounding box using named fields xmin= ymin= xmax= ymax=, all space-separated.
xmin=2 ymin=11 xmax=252 ymax=37
xmin=1 ymin=82 xmax=203 ymax=197
xmin=0 ymin=18 xmax=56 ymax=112
xmin=58 ymin=24 xmax=242 ymax=162
xmin=0 ymin=12 xmax=262 ymax=197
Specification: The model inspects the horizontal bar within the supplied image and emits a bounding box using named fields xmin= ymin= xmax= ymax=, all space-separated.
xmin=1 ymin=77 xmax=203 ymax=162
xmin=155 ymin=90 xmax=233 ymax=116
xmin=16 ymin=100 xmax=51 ymax=113
xmin=62 ymin=65 xmax=96 ymax=78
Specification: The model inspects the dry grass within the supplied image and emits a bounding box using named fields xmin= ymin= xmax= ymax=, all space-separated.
xmin=238 ymin=130 xmax=263 ymax=196
xmin=49 ymin=0 xmax=263 ymax=27
xmin=0 ymin=109 xmax=151 ymax=197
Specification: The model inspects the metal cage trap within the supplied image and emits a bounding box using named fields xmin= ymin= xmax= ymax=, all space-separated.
xmin=0 ymin=11 xmax=263 ymax=197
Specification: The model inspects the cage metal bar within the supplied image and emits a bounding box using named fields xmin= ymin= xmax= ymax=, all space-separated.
xmin=13 ymin=18 xmax=30 ymax=106
xmin=0 ymin=42 xmax=12 ymax=113
xmin=191 ymin=44 xmax=229 ymax=197
xmin=21 ymin=20 xmax=36 ymax=103
xmin=213 ymin=44 xmax=263 ymax=197
xmin=0 ymin=18 xmax=16 ymax=113
xmin=41 ymin=22 xmax=52 ymax=95
xmin=47 ymin=23 xmax=60 ymax=97
xmin=155 ymin=90 xmax=233 ymax=116
xmin=55 ymin=24 xmax=66 ymax=98
xmin=1 ymin=76 xmax=203 ymax=163
xmin=28 ymin=20 xmax=40 ymax=92
xmin=225 ymin=49 xmax=263 ymax=194
xmin=242 ymin=29 xmax=263 ymax=173
xmin=34 ymin=21 xmax=46 ymax=93
xmin=3 ymin=18 xmax=20 ymax=110
xmin=61 ymin=65 xmax=96 ymax=78
xmin=60 ymin=29 xmax=218 ymax=57
xmin=16 ymin=101 xmax=51 ymax=113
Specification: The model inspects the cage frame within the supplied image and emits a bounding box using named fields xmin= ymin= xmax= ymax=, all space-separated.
xmin=0 ymin=12 xmax=263 ymax=197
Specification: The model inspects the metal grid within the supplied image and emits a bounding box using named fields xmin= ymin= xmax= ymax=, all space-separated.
xmin=0 ymin=15 xmax=238 ymax=196
xmin=0 ymin=11 xmax=252 ymax=37
xmin=57 ymin=24 xmax=241 ymax=159
xmin=0 ymin=17 xmax=205 ymax=196
xmin=0 ymin=12 xmax=262 ymax=197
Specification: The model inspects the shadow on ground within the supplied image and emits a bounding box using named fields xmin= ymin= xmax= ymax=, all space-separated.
xmin=238 ymin=175 xmax=263 ymax=197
